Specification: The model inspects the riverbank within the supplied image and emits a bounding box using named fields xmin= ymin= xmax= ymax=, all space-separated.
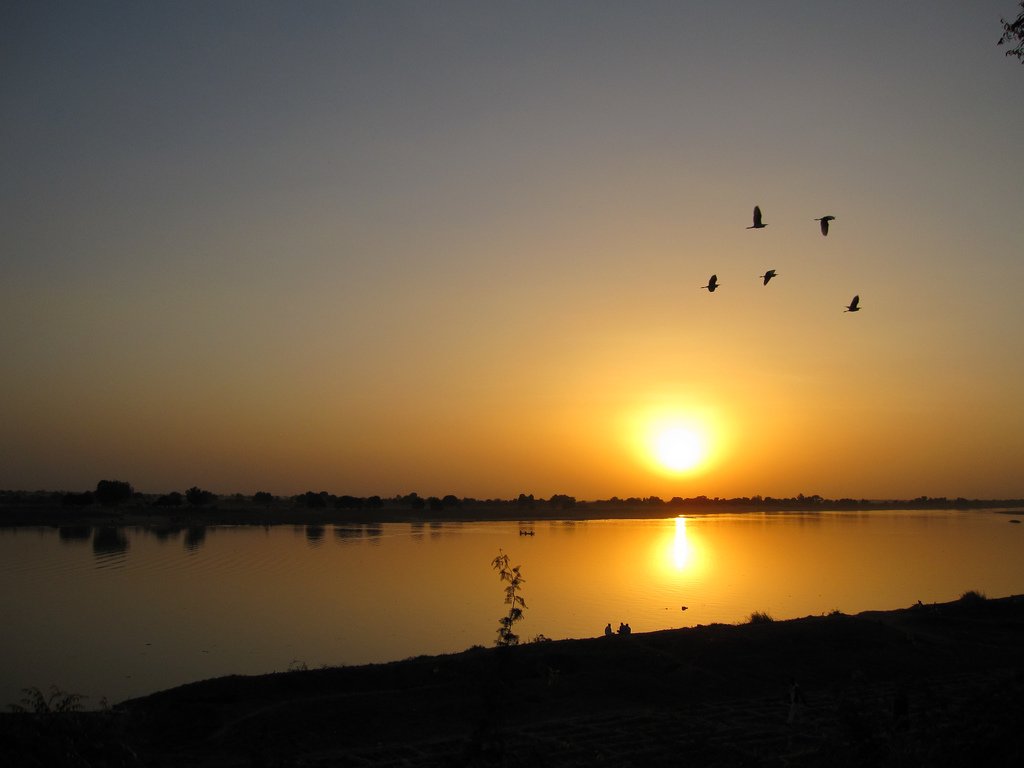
xmin=2 ymin=493 xmax=1023 ymax=527
xmin=3 ymin=594 xmax=1022 ymax=766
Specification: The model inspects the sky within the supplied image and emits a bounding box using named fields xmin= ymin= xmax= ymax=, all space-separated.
xmin=2 ymin=1 xmax=1023 ymax=501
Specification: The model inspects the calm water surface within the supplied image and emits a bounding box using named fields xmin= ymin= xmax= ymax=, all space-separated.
xmin=2 ymin=510 xmax=1022 ymax=707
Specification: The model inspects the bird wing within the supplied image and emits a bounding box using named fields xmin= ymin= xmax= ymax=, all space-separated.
xmin=850 ymin=295 xmax=859 ymax=309
xmin=752 ymin=206 xmax=762 ymax=226
xmin=820 ymin=219 xmax=829 ymax=236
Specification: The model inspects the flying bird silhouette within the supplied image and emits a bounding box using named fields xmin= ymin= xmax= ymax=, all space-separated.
xmin=702 ymin=274 xmax=719 ymax=292
xmin=759 ymin=269 xmax=777 ymax=285
xmin=747 ymin=205 xmax=766 ymax=229
xmin=814 ymin=215 xmax=836 ymax=236
xmin=845 ymin=295 xmax=860 ymax=312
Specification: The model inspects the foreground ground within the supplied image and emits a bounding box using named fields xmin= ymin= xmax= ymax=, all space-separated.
xmin=3 ymin=595 xmax=1023 ymax=766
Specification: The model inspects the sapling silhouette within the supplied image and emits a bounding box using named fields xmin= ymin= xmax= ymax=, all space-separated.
xmin=492 ymin=550 xmax=527 ymax=646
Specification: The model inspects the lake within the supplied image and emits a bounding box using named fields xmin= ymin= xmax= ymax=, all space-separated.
xmin=2 ymin=509 xmax=1022 ymax=708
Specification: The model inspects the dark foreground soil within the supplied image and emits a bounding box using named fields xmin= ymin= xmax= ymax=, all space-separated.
xmin=4 ymin=596 xmax=1024 ymax=767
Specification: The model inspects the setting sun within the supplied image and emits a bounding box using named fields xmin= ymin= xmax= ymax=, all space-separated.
xmin=625 ymin=398 xmax=725 ymax=481
xmin=654 ymin=427 xmax=704 ymax=472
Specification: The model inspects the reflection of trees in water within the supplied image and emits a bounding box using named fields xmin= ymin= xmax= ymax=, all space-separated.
xmin=184 ymin=527 xmax=206 ymax=552
xmin=149 ymin=526 xmax=183 ymax=542
xmin=58 ymin=526 xmax=92 ymax=543
xmin=364 ymin=524 xmax=383 ymax=544
xmin=305 ymin=525 xmax=325 ymax=545
xmin=333 ymin=526 xmax=363 ymax=542
xmin=429 ymin=521 xmax=444 ymax=539
xmin=92 ymin=527 xmax=128 ymax=563
xmin=410 ymin=521 xmax=424 ymax=540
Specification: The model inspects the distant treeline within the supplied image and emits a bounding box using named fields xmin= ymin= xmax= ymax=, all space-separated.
xmin=1 ymin=482 xmax=1022 ymax=518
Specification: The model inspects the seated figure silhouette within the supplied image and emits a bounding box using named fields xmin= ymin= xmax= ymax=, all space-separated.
xmin=787 ymin=678 xmax=807 ymax=724
xmin=617 ymin=622 xmax=631 ymax=636
xmin=604 ymin=622 xmax=613 ymax=637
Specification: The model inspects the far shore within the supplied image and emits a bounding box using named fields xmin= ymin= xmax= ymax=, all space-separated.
xmin=2 ymin=490 xmax=1023 ymax=527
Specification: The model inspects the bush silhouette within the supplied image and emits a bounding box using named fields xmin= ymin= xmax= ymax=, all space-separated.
xmin=94 ymin=480 xmax=133 ymax=506
xmin=62 ymin=491 xmax=95 ymax=507
xmin=297 ymin=491 xmax=329 ymax=508
xmin=185 ymin=487 xmax=216 ymax=506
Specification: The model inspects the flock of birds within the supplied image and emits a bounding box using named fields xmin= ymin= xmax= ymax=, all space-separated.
xmin=702 ymin=206 xmax=860 ymax=313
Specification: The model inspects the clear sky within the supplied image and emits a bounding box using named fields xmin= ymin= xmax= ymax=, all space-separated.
xmin=3 ymin=1 xmax=1022 ymax=500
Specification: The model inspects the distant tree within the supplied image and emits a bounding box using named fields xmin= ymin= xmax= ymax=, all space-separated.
xmin=427 ymin=496 xmax=443 ymax=511
xmin=516 ymin=493 xmax=535 ymax=508
xmin=999 ymin=2 xmax=1024 ymax=61
xmin=253 ymin=491 xmax=275 ymax=503
xmin=297 ymin=491 xmax=329 ymax=508
xmin=185 ymin=486 xmax=216 ymax=506
xmin=61 ymin=491 xmax=95 ymax=507
xmin=94 ymin=480 xmax=133 ymax=506
xmin=153 ymin=491 xmax=183 ymax=507
xmin=549 ymin=493 xmax=576 ymax=509
xmin=442 ymin=494 xmax=461 ymax=508
xmin=401 ymin=492 xmax=425 ymax=510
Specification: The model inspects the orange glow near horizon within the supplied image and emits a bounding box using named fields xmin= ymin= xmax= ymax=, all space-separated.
xmin=3 ymin=6 xmax=1024 ymax=502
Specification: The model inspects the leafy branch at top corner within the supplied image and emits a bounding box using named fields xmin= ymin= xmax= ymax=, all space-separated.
xmin=998 ymin=2 xmax=1024 ymax=62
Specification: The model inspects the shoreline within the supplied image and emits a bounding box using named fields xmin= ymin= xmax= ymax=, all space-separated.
xmin=2 ymin=497 xmax=1023 ymax=528
xmin=6 ymin=594 xmax=1022 ymax=766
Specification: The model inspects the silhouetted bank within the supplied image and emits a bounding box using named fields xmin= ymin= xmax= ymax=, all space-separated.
xmin=2 ymin=488 xmax=1023 ymax=526
xmin=3 ymin=595 xmax=1023 ymax=766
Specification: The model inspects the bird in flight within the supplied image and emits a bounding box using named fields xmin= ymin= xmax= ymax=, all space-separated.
xmin=759 ymin=269 xmax=777 ymax=285
xmin=702 ymin=274 xmax=719 ymax=292
xmin=747 ymin=206 xmax=766 ymax=229
xmin=814 ymin=215 xmax=836 ymax=236
xmin=845 ymin=295 xmax=860 ymax=312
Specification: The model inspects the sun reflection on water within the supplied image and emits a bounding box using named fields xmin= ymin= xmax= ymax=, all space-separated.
xmin=671 ymin=520 xmax=704 ymax=573
xmin=672 ymin=516 xmax=692 ymax=570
